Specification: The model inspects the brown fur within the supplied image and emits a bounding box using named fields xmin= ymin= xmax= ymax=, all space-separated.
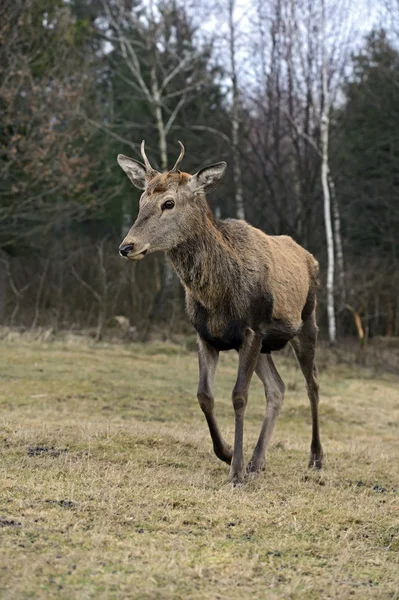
xmin=146 ymin=171 xmax=191 ymax=195
xmin=168 ymin=210 xmax=319 ymax=353
xmin=117 ymin=145 xmax=323 ymax=485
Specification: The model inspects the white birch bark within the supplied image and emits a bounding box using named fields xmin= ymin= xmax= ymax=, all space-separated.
xmin=150 ymin=64 xmax=168 ymax=171
xmin=321 ymin=0 xmax=336 ymax=344
xmin=328 ymin=169 xmax=345 ymax=304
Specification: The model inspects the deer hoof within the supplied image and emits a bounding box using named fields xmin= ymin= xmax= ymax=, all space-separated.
xmin=215 ymin=444 xmax=233 ymax=465
xmin=228 ymin=478 xmax=244 ymax=489
xmin=308 ymin=453 xmax=323 ymax=469
xmin=246 ymin=459 xmax=265 ymax=475
xmin=228 ymin=466 xmax=245 ymax=487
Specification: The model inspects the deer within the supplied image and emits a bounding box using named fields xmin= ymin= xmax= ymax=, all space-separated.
xmin=117 ymin=141 xmax=323 ymax=486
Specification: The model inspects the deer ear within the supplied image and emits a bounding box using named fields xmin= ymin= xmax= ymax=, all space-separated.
xmin=189 ymin=162 xmax=227 ymax=194
xmin=117 ymin=154 xmax=147 ymax=190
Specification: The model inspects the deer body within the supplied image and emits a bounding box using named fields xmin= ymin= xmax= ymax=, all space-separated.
xmin=169 ymin=218 xmax=317 ymax=354
xmin=117 ymin=142 xmax=323 ymax=485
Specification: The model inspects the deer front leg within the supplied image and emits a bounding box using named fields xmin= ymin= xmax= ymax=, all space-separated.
xmin=229 ymin=329 xmax=262 ymax=486
xmin=197 ymin=337 xmax=233 ymax=464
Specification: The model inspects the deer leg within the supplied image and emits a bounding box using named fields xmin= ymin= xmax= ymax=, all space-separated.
xmin=229 ymin=329 xmax=262 ymax=485
xmin=197 ymin=337 xmax=233 ymax=464
xmin=247 ymin=354 xmax=285 ymax=476
xmin=290 ymin=313 xmax=323 ymax=469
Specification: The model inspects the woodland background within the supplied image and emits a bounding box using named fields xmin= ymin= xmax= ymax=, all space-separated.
xmin=1 ymin=0 xmax=399 ymax=344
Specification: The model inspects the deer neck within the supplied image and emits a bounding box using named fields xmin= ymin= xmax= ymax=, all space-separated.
xmin=167 ymin=215 xmax=237 ymax=309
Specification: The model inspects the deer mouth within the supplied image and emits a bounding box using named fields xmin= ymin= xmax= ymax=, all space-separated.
xmin=129 ymin=245 xmax=149 ymax=261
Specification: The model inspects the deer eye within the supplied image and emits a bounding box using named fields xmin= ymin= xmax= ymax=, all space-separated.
xmin=162 ymin=199 xmax=175 ymax=210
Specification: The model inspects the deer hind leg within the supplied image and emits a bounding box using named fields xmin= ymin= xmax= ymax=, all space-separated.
xmin=290 ymin=313 xmax=323 ymax=469
xmin=229 ymin=329 xmax=262 ymax=486
xmin=197 ymin=337 xmax=233 ymax=464
xmin=247 ymin=354 xmax=285 ymax=476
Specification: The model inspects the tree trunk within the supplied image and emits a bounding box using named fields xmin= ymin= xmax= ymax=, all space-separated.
xmin=151 ymin=65 xmax=168 ymax=171
xmin=386 ymin=298 xmax=393 ymax=337
xmin=228 ymin=0 xmax=245 ymax=220
xmin=321 ymin=0 xmax=336 ymax=344
xmin=321 ymin=139 xmax=336 ymax=343
xmin=150 ymin=64 xmax=175 ymax=331
xmin=329 ymin=169 xmax=345 ymax=305
xmin=121 ymin=197 xmax=132 ymax=238
xmin=0 ymin=251 xmax=7 ymax=324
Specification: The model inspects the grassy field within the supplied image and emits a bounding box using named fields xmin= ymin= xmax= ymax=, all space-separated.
xmin=0 ymin=338 xmax=398 ymax=599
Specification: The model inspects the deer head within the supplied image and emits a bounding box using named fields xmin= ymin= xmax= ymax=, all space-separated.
xmin=117 ymin=141 xmax=227 ymax=260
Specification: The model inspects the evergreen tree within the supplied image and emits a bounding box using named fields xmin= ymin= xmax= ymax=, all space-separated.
xmin=332 ymin=30 xmax=399 ymax=263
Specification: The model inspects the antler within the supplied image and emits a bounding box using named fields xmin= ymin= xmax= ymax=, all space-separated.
xmin=140 ymin=140 xmax=158 ymax=178
xmin=169 ymin=141 xmax=185 ymax=173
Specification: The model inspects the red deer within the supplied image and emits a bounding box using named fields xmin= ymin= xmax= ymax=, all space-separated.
xmin=118 ymin=141 xmax=323 ymax=485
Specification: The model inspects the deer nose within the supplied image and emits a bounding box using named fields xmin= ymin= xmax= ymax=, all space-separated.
xmin=119 ymin=243 xmax=134 ymax=257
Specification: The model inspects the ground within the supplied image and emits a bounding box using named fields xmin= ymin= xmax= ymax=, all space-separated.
xmin=0 ymin=338 xmax=398 ymax=599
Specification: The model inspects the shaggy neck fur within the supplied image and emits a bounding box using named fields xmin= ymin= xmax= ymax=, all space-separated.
xmin=167 ymin=205 xmax=242 ymax=311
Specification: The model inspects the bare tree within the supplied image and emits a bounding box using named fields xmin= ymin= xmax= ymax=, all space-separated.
xmin=320 ymin=0 xmax=336 ymax=343
xmin=70 ymin=238 xmax=121 ymax=341
xmin=99 ymin=1 xmax=213 ymax=168
xmin=253 ymin=0 xmax=355 ymax=342
xmin=227 ymin=0 xmax=245 ymax=220
xmin=329 ymin=172 xmax=346 ymax=305
xmin=97 ymin=0 xmax=218 ymax=307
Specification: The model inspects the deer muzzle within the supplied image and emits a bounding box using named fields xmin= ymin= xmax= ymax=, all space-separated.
xmin=119 ymin=241 xmax=150 ymax=261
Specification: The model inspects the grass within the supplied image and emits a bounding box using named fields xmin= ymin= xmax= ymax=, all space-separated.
xmin=0 ymin=338 xmax=398 ymax=599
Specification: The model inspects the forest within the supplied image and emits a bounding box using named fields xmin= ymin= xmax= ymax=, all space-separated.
xmin=1 ymin=0 xmax=399 ymax=343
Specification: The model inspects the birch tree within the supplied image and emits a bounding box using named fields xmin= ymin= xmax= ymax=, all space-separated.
xmin=244 ymin=0 xmax=358 ymax=341
xmin=85 ymin=0 xmax=216 ymax=237
xmin=320 ymin=0 xmax=336 ymax=343
xmin=227 ymin=0 xmax=245 ymax=220
xmin=329 ymin=172 xmax=346 ymax=305
xmin=100 ymin=0 xmax=215 ymax=166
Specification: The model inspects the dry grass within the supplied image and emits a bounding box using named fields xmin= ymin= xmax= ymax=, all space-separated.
xmin=0 ymin=339 xmax=398 ymax=599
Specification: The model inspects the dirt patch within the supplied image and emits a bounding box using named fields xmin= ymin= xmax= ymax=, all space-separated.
xmin=45 ymin=500 xmax=76 ymax=509
xmin=0 ymin=518 xmax=21 ymax=528
xmin=27 ymin=445 xmax=68 ymax=457
xmin=346 ymin=480 xmax=396 ymax=494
